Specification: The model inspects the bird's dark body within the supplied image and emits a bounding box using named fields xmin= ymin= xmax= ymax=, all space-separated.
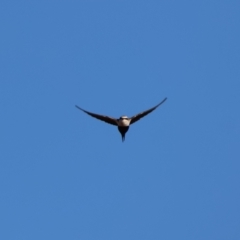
xmin=118 ymin=126 xmax=129 ymax=142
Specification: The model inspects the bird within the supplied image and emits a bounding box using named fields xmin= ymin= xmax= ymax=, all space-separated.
xmin=75 ymin=97 xmax=167 ymax=142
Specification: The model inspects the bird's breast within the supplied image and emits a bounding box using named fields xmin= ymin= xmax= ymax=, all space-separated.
xmin=118 ymin=119 xmax=130 ymax=127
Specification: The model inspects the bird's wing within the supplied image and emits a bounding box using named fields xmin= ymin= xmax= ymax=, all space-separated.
xmin=129 ymin=97 xmax=167 ymax=125
xmin=75 ymin=105 xmax=118 ymax=126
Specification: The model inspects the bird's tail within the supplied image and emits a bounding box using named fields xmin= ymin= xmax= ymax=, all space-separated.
xmin=122 ymin=134 xmax=125 ymax=142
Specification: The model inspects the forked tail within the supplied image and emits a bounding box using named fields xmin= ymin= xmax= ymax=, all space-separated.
xmin=118 ymin=126 xmax=128 ymax=142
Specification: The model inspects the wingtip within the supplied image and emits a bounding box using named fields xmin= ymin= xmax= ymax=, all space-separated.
xmin=75 ymin=105 xmax=83 ymax=111
xmin=159 ymin=97 xmax=167 ymax=106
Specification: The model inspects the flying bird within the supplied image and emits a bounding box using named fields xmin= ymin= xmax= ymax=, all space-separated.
xmin=75 ymin=97 xmax=167 ymax=142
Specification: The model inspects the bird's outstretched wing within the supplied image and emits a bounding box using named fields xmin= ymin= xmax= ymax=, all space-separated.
xmin=130 ymin=97 xmax=167 ymax=125
xmin=75 ymin=105 xmax=118 ymax=126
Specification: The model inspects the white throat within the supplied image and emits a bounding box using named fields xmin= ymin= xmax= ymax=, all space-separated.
xmin=118 ymin=118 xmax=130 ymax=127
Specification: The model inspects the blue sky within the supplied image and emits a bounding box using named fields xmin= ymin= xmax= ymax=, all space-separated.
xmin=1 ymin=1 xmax=240 ymax=239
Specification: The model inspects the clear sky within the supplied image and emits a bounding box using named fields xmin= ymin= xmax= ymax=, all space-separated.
xmin=1 ymin=1 xmax=240 ymax=239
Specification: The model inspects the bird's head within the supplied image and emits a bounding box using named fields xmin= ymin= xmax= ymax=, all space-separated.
xmin=120 ymin=116 xmax=129 ymax=120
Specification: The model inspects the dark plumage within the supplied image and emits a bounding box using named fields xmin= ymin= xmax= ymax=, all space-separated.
xmin=76 ymin=97 xmax=167 ymax=141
